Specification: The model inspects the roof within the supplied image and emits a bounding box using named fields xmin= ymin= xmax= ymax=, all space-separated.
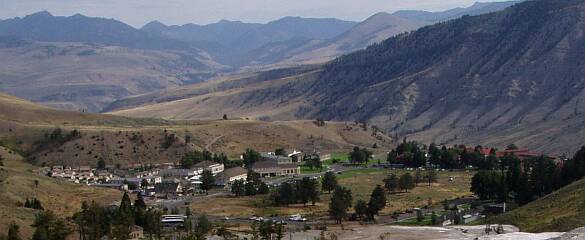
xmin=252 ymin=161 xmax=298 ymax=170
xmin=194 ymin=160 xmax=221 ymax=168
xmin=155 ymin=182 xmax=180 ymax=194
xmin=217 ymin=167 xmax=247 ymax=180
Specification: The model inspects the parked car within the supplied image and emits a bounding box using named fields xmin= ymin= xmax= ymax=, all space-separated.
xmin=288 ymin=214 xmax=307 ymax=222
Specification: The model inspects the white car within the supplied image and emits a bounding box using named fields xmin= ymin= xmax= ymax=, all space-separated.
xmin=288 ymin=214 xmax=307 ymax=222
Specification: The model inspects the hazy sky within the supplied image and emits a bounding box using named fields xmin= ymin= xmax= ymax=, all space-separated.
xmin=0 ymin=0 xmax=509 ymax=27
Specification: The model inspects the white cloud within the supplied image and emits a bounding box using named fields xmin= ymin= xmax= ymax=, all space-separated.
xmin=0 ymin=0 xmax=510 ymax=27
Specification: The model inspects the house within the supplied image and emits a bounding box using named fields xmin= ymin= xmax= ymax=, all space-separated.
xmin=288 ymin=150 xmax=304 ymax=162
xmin=261 ymin=152 xmax=293 ymax=164
xmin=251 ymin=161 xmax=300 ymax=178
xmin=159 ymin=168 xmax=201 ymax=179
xmin=496 ymin=149 xmax=540 ymax=160
xmin=129 ymin=225 xmax=144 ymax=240
xmin=154 ymin=181 xmax=183 ymax=198
xmin=215 ymin=167 xmax=248 ymax=186
xmin=194 ymin=161 xmax=224 ymax=175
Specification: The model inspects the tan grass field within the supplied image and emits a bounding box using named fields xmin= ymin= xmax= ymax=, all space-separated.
xmin=0 ymin=146 xmax=123 ymax=239
xmin=189 ymin=169 xmax=473 ymax=219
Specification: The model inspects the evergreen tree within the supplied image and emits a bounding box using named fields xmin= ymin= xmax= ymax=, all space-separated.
xmin=328 ymin=187 xmax=352 ymax=224
xmin=97 ymin=159 xmax=106 ymax=170
xmin=301 ymin=177 xmax=320 ymax=206
xmin=321 ymin=171 xmax=338 ymax=193
xmin=399 ymin=173 xmax=415 ymax=192
xmin=231 ymin=179 xmax=246 ymax=196
xmin=354 ymin=200 xmax=368 ymax=220
xmin=133 ymin=194 xmax=147 ymax=227
xmin=7 ymin=223 xmax=20 ymax=240
xmin=384 ymin=174 xmax=399 ymax=193
xmin=274 ymin=148 xmax=287 ymax=156
xmin=195 ymin=215 xmax=212 ymax=239
xmin=367 ymin=185 xmax=386 ymax=220
xmin=32 ymin=211 xmax=71 ymax=240
xmin=243 ymin=149 xmax=262 ymax=168
xmin=201 ymin=170 xmax=215 ymax=193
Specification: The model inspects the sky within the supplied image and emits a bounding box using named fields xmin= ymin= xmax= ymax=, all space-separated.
xmin=0 ymin=0 xmax=510 ymax=27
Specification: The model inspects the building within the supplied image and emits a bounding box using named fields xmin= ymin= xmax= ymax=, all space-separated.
xmin=194 ymin=161 xmax=224 ymax=176
xmin=261 ymin=152 xmax=293 ymax=164
xmin=251 ymin=161 xmax=300 ymax=178
xmin=159 ymin=168 xmax=201 ymax=179
xmin=154 ymin=181 xmax=183 ymax=198
xmin=129 ymin=226 xmax=144 ymax=240
xmin=215 ymin=167 xmax=248 ymax=186
xmin=496 ymin=149 xmax=540 ymax=160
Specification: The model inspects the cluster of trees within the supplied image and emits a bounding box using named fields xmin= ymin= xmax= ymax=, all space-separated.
xmin=471 ymin=146 xmax=585 ymax=206
xmin=72 ymin=193 xmax=162 ymax=240
xmin=328 ymin=184 xmax=388 ymax=224
xmin=303 ymin=153 xmax=322 ymax=170
xmin=242 ymin=149 xmax=262 ymax=168
xmin=328 ymin=186 xmax=353 ymax=224
xmin=383 ymin=173 xmax=415 ymax=193
xmin=250 ymin=221 xmax=285 ymax=240
xmin=31 ymin=128 xmax=82 ymax=159
xmin=354 ymin=185 xmax=386 ymax=221
xmin=231 ymin=170 xmax=269 ymax=197
xmin=349 ymin=147 xmax=372 ymax=164
xmin=1 ymin=223 xmax=21 ymax=240
xmin=24 ymin=198 xmax=44 ymax=210
xmin=387 ymin=141 xmax=425 ymax=167
xmin=274 ymin=148 xmax=287 ymax=156
xmin=271 ymin=177 xmax=319 ymax=206
xmin=184 ymin=214 xmax=214 ymax=240
xmin=31 ymin=211 xmax=71 ymax=240
xmin=386 ymin=140 xmax=524 ymax=170
xmin=181 ymin=150 xmax=236 ymax=169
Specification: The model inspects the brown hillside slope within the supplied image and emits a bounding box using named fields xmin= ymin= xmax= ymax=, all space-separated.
xmin=0 ymin=93 xmax=393 ymax=166
xmin=489 ymin=177 xmax=585 ymax=232
xmin=0 ymin=146 xmax=122 ymax=239
xmin=109 ymin=0 xmax=585 ymax=155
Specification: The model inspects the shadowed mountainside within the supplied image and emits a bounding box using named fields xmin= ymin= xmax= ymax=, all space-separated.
xmin=109 ymin=0 xmax=585 ymax=154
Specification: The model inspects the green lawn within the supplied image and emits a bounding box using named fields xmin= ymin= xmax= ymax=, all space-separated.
xmin=393 ymin=213 xmax=439 ymax=226
xmin=300 ymin=165 xmax=327 ymax=174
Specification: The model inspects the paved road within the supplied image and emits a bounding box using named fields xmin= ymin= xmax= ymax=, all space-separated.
xmin=264 ymin=164 xmax=357 ymax=186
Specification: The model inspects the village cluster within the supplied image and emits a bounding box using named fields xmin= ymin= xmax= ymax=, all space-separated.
xmin=41 ymin=151 xmax=310 ymax=198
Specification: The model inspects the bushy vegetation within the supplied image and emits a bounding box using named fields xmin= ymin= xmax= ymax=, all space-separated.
xmin=230 ymin=170 xmax=269 ymax=197
xmin=471 ymin=146 xmax=585 ymax=206
xmin=271 ymin=177 xmax=319 ymax=206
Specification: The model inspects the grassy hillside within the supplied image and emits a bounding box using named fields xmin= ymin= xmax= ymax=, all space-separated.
xmin=489 ymin=177 xmax=585 ymax=232
xmin=0 ymin=146 xmax=122 ymax=239
xmin=0 ymin=93 xmax=394 ymax=166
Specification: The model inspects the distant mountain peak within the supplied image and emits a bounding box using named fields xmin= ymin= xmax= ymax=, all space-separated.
xmin=26 ymin=11 xmax=53 ymax=18
xmin=142 ymin=20 xmax=167 ymax=29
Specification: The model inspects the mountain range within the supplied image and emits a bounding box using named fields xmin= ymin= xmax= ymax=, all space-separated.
xmin=108 ymin=0 xmax=585 ymax=155
xmin=0 ymin=1 xmax=518 ymax=112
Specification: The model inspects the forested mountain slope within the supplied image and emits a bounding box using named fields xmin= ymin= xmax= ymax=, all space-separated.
xmin=111 ymin=0 xmax=585 ymax=154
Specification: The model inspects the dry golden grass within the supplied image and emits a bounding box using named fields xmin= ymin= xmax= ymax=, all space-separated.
xmin=190 ymin=169 xmax=473 ymax=219
xmin=489 ymin=177 xmax=585 ymax=232
xmin=0 ymin=146 xmax=122 ymax=238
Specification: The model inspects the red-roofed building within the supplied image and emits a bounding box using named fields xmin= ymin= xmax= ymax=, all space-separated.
xmin=496 ymin=149 xmax=541 ymax=160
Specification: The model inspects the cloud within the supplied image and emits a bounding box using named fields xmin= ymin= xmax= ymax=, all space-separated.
xmin=0 ymin=0 xmax=508 ymax=27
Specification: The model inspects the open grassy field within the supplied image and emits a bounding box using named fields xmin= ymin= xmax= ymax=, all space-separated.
xmin=488 ymin=177 xmax=585 ymax=232
xmin=190 ymin=168 xmax=474 ymax=220
xmin=338 ymin=169 xmax=474 ymax=215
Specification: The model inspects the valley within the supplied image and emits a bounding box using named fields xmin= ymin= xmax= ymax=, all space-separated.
xmin=1 ymin=0 xmax=585 ymax=239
